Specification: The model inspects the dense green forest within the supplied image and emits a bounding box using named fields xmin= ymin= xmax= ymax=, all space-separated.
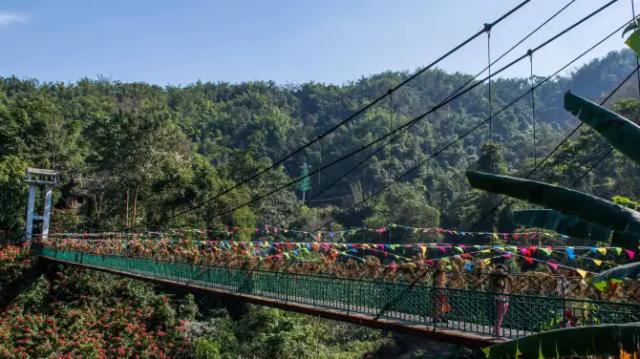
xmin=2 ymin=49 xmax=640 ymax=241
xmin=2 ymin=49 xmax=640 ymax=358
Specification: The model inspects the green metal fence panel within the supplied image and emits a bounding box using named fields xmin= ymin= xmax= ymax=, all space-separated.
xmin=38 ymin=248 xmax=640 ymax=339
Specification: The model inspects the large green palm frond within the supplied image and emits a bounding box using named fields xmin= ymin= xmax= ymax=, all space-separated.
xmin=593 ymin=262 xmax=640 ymax=283
xmin=564 ymin=91 xmax=640 ymax=165
xmin=512 ymin=209 xmax=611 ymax=241
xmin=466 ymin=171 xmax=640 ymax=242
xmin=484 ymin=324 xmax=640 ymax=359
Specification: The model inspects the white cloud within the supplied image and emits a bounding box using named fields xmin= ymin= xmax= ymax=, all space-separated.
xmin=0 ymin=12 xmax=28 ymax=27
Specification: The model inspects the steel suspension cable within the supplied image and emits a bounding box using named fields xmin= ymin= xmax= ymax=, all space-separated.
xmin=566 ymin=0 xmax=640 ymax=187
xmin=530 ymin=51 xmax=537 ymax=168
xmin=194 ymin=0 xmax=620 ymax=228
xmin=487 ymin=25 xmax=494 ymax=148
xmin=486 ymin=24 xmax=496 ymax=245
xmin=468 ymin=61 xmax=640 ymax=232
xmin=310 ymin=9 xmax=628 ymax=233
xmin=276 ymin=0 xmax=578 ymax=226
xmin=147 ymin=0 xmax=533 ymax=229
xmin=370 ymin=62 xmax=640 ymax=323
xmin=565 ymin=0 xmax=640 ymax=188
xmin=568 ymin=64 xmax=640 ymax=188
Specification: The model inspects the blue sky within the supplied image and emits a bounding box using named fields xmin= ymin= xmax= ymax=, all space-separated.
xmin=0 ymin=0 xmax=636 ymax=85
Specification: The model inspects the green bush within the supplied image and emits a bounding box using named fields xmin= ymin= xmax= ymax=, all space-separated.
xmin=193 ymin=337 xmax=221 ymax=359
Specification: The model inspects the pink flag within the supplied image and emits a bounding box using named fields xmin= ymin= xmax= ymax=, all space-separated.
xmin=625 ymin=249 xmax=636 ymax=260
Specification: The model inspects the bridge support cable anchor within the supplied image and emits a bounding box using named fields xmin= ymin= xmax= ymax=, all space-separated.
xmin=24 ymin=168 xmax=59 ymax=242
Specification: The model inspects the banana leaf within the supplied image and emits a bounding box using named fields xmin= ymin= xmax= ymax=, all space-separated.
xmin=593 ymin=262 xmax=640 ymax=283
xmin=484 ymin=323 xmax=640 ymax=359
xmin=466 ymin=171 xmax=640 ymax=244
xmin=626 ymin=28 xmax=640 ymax=59
xmin=564 ymin=91 xmax=640 ymax=165
xmin=512 ymin=209 xmax=611 ymax=241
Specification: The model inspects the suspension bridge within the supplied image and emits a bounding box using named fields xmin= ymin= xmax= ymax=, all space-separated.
xmin=20 ymin=0 xmax=640 ymax=350
xmin=33 ymin=246 xmax=640 ymax=346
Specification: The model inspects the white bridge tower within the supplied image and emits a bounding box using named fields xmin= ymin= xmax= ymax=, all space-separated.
xmin=24 ymin=168 xmax=59 ymax=241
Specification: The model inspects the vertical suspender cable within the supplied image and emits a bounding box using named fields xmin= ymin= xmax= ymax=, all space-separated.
xmin=485 ymin=24 xmax=494 ymax=148
xmin=386 ymin=89 xmax=394 ymax=233
xmin=529 ymin=50 xmax=537 ymax=168
xmin=485 ymin=23 xmax=495 ymax=244
xmin=317 ymin=140 xmax=322 ymax=231
xmin=528 ymin=50 xmax=539 ymax=245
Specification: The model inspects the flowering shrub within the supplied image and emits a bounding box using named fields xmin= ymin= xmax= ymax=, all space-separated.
xmin=0 ymin=245 xmax=388 ymax=358
xmin=0 ymin=258 xmax=191 ymax=358
xmin=0 ymin=303 xmax=189 ymax=358
xmin=0 ymin=244 xmax=31 ymax=288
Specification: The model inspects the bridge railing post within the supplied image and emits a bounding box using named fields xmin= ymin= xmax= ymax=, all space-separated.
xmin=346 ymin=277 xmax=351 ymax=315
xmin=561 ymin=283 xmax=567 ymax=329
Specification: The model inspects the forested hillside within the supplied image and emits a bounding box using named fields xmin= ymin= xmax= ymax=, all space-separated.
xmin=1 ymin=49 xmax=639 ymax=240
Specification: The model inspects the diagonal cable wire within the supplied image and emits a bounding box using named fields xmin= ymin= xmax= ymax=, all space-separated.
xmin=314 ymin=14 xmax=632 ymax=234
xmin=345 ymin=22 xmax=639 ymax=323
xmin=193 ymin=0 xmax=620 ymax=227
xmin=143 ymin=0 xmax=533 ymax=230
xmin=468 ymin=61 xmax=640 ymax=231
xmin=277 ymin=0 xmax=578 ymax=226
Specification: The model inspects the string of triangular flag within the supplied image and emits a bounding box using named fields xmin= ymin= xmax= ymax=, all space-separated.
xmin=48 ymin=223 xmax=569 ymax=242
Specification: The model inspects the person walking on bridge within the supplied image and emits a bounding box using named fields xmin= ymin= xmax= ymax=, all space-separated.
xmin=432 ymin=260 xmax=451 ymax=323
xmin=491 ymin=264 xmax=510 ymax=337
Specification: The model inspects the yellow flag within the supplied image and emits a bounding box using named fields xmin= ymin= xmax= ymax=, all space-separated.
xmin=576 ymin=269 xmax=588 ymax=278
xmin=597 ymin=247 xmax=607 ymax=255
xmin=593 ymin=259 xmax=603 ymax=266
xmin=420 ymin=246 xmax=427 ymax=257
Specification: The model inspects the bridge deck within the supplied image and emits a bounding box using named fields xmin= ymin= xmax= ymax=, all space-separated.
xmin=37 ymin=249 xmax=640 ymax=346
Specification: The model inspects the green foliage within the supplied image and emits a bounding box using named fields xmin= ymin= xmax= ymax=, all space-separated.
xmin=363 ymin=182 xmax=440 ymax=238
xmin=484 ymin=324 xmax=640 ymax=358
xmin=193 ymin=337 xmax=221 ymax=359
xmin=613 ymin=195 xmax=640 ymax=210
xmin=0 ymin=50 xmax=639 ymax=236
xmin=467 ymin=170 xmax=640 ymax=248
xmin=565 ymin=92 xmax=640 ymax=165
xmin=0 ymin=156 xmax=27 ymax=240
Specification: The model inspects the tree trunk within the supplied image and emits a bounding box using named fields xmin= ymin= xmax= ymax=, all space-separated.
xmin=125 ymin=188 xmax=129 ymax=227
xmin=132 ymin=188 xmax=138 ymax=226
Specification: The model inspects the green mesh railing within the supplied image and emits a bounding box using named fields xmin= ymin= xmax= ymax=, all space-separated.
xmin=38 ymin=248 xmax=640 ymax=339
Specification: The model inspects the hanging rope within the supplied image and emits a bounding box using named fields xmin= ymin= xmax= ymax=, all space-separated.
xmin=529 ymin=50 xmax=537 ymax=168
xmin=485 ymin=23 xmax=496 ymax=244
xmin=387 ymin=89 xmax=394 ymax=159
xmin=485 ymin=23 xmax=494 ymax=148
xmin=316 ymin=140 xmax=322 ymax=230
xmin=386 ymin=89 xmax=394 ymax=232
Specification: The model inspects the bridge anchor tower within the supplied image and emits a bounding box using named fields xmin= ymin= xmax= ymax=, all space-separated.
xmin=24 ymin=168 xmax=59 ymax=242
